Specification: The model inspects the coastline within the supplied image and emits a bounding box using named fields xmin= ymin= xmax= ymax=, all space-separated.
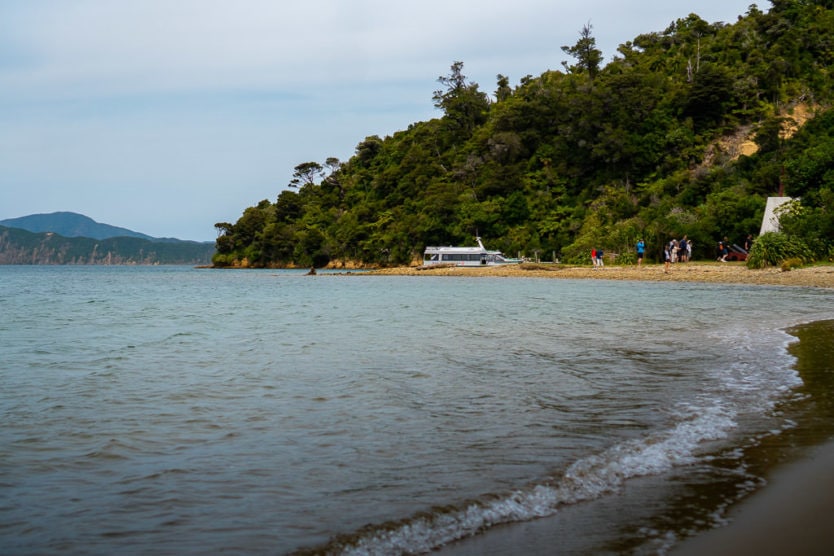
xmin=435 ymin=318 xmax=834 ymax=555
xmin=673 ymin=318 xmax=834 ymax=555
xmin=670 ymin=440 xmax=834 ymax=555
xmin=365 ymin=262 xmax=834 ymax=289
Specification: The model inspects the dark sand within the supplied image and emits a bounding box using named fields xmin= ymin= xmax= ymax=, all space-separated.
xmin=673 ymin=319 xmax=834 ymax=555
xmin=671 ymin=440 xmax=834 ymax=555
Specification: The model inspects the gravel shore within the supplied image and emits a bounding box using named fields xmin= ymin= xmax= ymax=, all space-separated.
xmin=366 ymin=262 xmax=834 ymax=288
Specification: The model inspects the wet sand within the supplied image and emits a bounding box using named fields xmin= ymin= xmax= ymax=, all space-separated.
xmin=366 ymin=262 xmax=834 ymax=289
xmin=673 ymin=319 xmax=834 ymax=555
xmin=671 ymin=440 xmax=834 ymax=555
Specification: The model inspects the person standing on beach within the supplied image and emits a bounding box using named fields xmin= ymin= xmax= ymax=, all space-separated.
xmin=596 ymin=248 xmax=604 ymax=268
xmin=591 ymin=248 xmax=597 ymax=267
xmin=679 ymin=236 xmax=689 ymax=263
xmin=636 ymin=239 xmax=645 ymax=267
xmin=664 ymin=244 xmax=672 ymax=273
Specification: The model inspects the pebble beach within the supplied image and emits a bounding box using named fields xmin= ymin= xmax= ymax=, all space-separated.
xmin=367 ymin=261 xmax=834 ymax=289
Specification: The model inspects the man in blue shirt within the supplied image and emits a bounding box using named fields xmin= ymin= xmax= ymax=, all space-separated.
xmin=636 ymin=239 xmax=645 ymax=267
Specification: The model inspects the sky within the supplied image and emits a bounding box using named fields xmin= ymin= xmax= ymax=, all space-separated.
xmin=1 ymin=1 xmax=759 ymax=241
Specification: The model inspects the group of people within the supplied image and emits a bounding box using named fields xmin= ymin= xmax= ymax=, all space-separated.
xmin=636 ymin=237 xmax=691 ymax=272
xmin=669 ymin=236 xmax=692 ymax=263
xmin=635 ymin=236 xmax=692 ymax=273
xmin=592 ymin=238 xmax=686 ymax=271
xmin=592 ymin=234 xmax=749 ymax=270
xmin=662 ymin=236 xmax=691 ymax=272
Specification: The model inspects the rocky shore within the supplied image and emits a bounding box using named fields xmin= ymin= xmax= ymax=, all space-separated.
xmin=367 ymin=262 xmax=834 ymax=288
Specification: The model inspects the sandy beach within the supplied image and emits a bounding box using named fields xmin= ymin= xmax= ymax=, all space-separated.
xmin=366 ymin=261 xmax=834 ymax=289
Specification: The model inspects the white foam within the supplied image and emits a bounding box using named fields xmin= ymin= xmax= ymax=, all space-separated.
xmin=340 ymin=402 xmax=738 ymax=555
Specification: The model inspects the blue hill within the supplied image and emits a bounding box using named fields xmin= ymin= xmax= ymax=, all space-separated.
xmin=0 ymin=212 xmax=163 ymax=241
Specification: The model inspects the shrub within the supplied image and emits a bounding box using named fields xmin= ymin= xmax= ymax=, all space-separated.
xmin=617 ymin=251 xmax=637 ymax=265
xmin=746 ymin=232 xmax=814 ymax=269
xmin=211 ymin=252 xmax=234 ymax=267
xmin=780 ymin=257 xmax=804 ymax=271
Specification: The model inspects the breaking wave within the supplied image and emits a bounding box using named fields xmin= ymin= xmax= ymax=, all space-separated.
xmin=297 ymin=403 xmax=736 ymax=555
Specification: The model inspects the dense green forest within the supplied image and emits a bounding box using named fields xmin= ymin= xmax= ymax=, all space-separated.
xmin=213 ymin=1 xmax=834 ymax=268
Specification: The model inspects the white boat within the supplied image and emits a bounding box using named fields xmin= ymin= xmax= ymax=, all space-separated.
xmin=422 ymin=237 xmax=521 ymax=266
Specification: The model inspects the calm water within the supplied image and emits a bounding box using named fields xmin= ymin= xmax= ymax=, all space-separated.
xmin=1 ymin=266 xmax=833 ymax=555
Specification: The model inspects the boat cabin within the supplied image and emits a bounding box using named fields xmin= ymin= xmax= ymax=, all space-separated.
xmin=422 ymin=238 xmax=520 ymax=266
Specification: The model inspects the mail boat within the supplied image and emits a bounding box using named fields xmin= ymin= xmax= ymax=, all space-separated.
xmin=422 ymin=237 xmax=521 ymax=266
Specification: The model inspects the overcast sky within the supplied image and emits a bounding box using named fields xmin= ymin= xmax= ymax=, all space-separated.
xmin=1 ymin=1 xmax=758 ymax=241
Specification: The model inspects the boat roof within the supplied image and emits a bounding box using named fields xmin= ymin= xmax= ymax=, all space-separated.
xmin=424 ymin=237 xmax=501 ymax=254
xmin=424 ymin=245 xmax=497 ymax=253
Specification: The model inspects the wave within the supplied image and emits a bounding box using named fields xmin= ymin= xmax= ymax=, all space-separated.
xmin=294 ymin=403 xmax=736 ymax=555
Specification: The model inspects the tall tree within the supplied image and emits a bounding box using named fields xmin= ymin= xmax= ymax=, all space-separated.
xmin=561 ymin=22 xmax=603 ymax=78
xmin=432 ymin=61 xmax=490 ymax=137
xmin=495 ymin=74 xmax=513 ymax=102
xmin=288 ymin=161 xmax=325 ymax=188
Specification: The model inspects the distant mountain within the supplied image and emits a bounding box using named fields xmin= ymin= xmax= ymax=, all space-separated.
xmin=0 ymin=225 xmax=215 ymax=265
xmin=0 ymin=212 xmax=216 ymax=265
xmin=0 ymin=212 xmax=160 ymax=241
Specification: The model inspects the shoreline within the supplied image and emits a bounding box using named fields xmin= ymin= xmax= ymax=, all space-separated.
xmin=435 ymin=318 xmax=834 ymax=555
xmin=670 ymin=439 xmax=834 ymax=555
xmin=672 ymin=318 xmax=834 ymax=555
xmin=365 ymin=262 xmax=834 ymax=288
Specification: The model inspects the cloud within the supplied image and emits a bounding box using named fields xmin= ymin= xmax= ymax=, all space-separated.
xmin=7 ymin=0 xmax=736 ymax=95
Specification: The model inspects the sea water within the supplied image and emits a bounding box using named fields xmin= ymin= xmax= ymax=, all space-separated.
xmin=1 ymin=265 xmax=833 ymax=555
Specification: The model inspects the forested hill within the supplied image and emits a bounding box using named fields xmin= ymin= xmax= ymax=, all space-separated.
xmin=214 ymin=1 xmax=834 ymax=268
xmin=0 ymin=212 xmax=158 ymax=241
xmin=0 ymin=226 xmax=215 ymax=265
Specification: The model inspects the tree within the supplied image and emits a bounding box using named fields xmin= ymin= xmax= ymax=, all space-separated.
xmin=321 ymin=157 xmax=345 ymax=204
xmin=289 ymin=161 xmax=324 ymax=188
xmin=214 ymin=222 xmax=236 ymax=257
xmin=684 ymin=64 xmax=735 ymax=129
xmin=275 ymin=190 xmax=303 ymax=222
xmin=433 ymin=61 xmax=468 ymax=109
xmin=561 ymin=22 xmax=603 ymax=78
xmin=355 ymin=136 xmax=383 ymax=167
xmin=432 ymin=61 xmax=490 ymax=137
xmin=495 ymin=74 xmax=513 ymax=102
xmin=324 ymin=157 xmax=341 ymax=174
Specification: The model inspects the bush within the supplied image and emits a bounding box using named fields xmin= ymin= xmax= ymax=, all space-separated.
xmin=780 ymin=257 xmax=804 ymax=271
xmin=617 ymin=251 xmax=638 ymax=265
xmin=746 ymin=232 xmax=814 ymax=269
xmin=212 ymin=252 xmax=234 ymax=267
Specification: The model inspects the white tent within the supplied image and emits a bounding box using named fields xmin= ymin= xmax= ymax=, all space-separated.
xmin=760 ymin=197 xmax=793 ymax=234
